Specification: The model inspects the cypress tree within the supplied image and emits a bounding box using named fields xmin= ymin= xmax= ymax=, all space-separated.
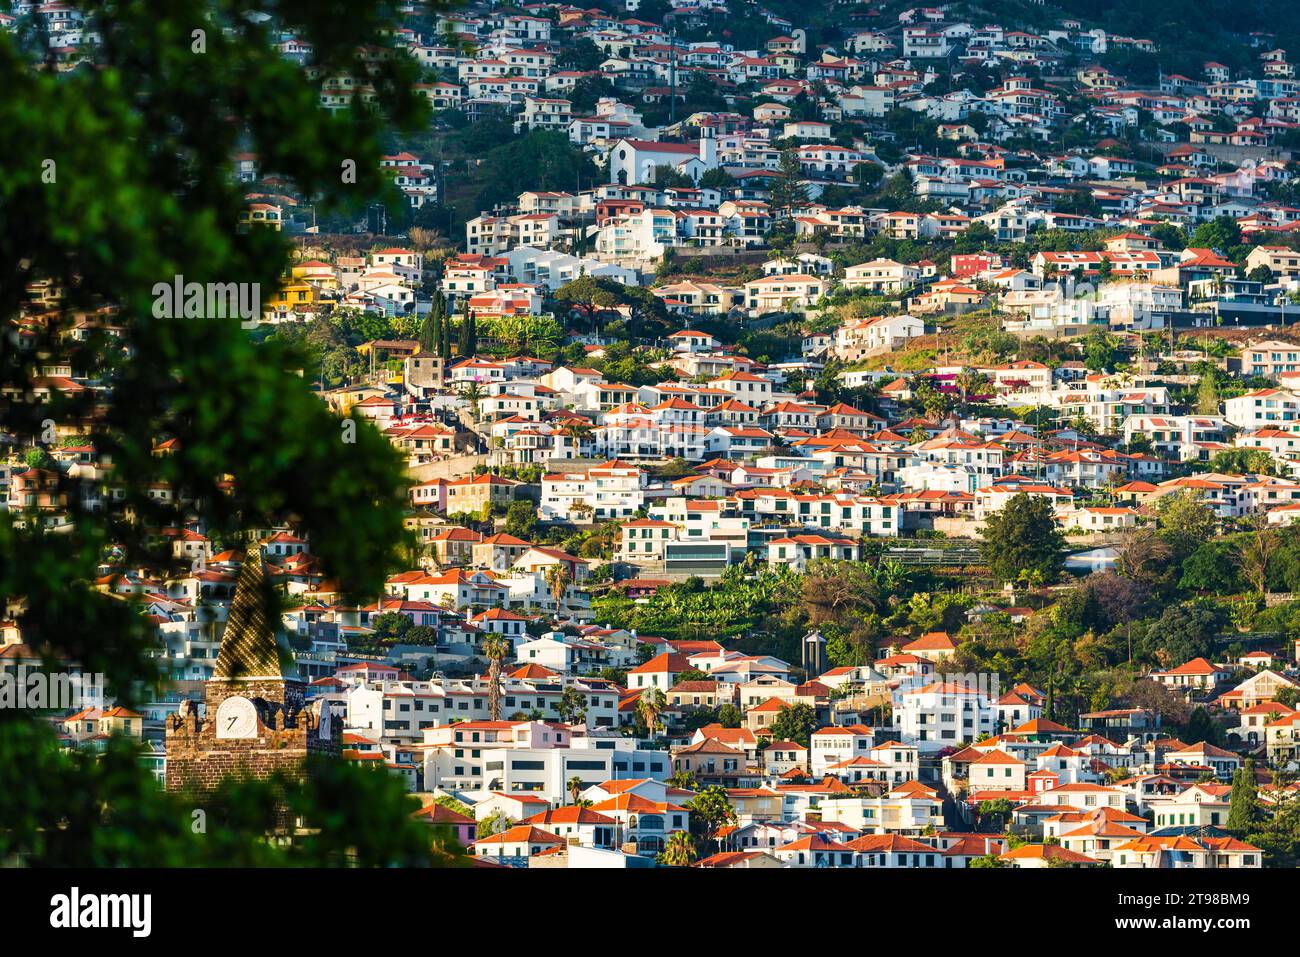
xmin=457 ymin=301 xmax=473 ymax=356
xmin=418 ymin=309 xmax=437 ymax=353
xmin=1196 ymin=372 xmax=1221 ymax=416
xmin=439 ymin=312 xmax=452 ymax=360
xmin=1227 ymin=758 xmax=1262 ymax=835
xmin=420 ymin=292 xmax=444 ymax=353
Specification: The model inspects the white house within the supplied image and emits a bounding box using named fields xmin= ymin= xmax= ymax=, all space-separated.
xmin=1225 ymin=388 xmax=1300 ymax=433
xmin=896 ymin=681 xmax=998 ymax=753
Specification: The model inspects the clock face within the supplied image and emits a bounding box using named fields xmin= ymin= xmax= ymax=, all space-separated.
xmin=215 ymin=695 xmax=258 ymax=739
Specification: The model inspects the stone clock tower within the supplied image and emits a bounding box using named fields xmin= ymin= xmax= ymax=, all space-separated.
xmin=165 ymin=544 xmax=337 ymax=793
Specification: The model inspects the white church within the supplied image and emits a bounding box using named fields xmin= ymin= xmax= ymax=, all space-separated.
xmin=606 ymin=130 xmax=721 ymax=186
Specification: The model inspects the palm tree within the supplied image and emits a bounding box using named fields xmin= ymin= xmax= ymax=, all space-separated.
xmin=561 ymin=421 xmax=592 ymax=455
xmin=568 ymin=775 xmax=584 ymax=807
xmin=659 ymin=831 xmax=697 ymax=867
xmin=667 ymin=769 xmax=698 ymax=791
xmin=483 ymin=635 xmax=511 ymax=721
xmin=545 ymin=562 xmax=572 ymax=613
xmin=462 ymin=381 xmax=483 ymax=422
xmin=955 ymin=369 xmax=990 ymax=404
xmin=638 ymin=686 xmax=666 ymax=742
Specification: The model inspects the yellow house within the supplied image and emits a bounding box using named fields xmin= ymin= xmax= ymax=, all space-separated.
xmin=99 ymin=706 xmax=144 ymax=738
xmin=263 ymin=279 xmax=315 ymax=322
xmin=238 ymin=202 xmax=282 ymax=231
xmin=445 ymin=473 xmax=518 ymax=514
xmin=291 ymin=259 xmax=339 ymax=291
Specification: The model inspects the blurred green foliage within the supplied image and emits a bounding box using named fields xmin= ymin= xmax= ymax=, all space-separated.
xmin=0 ymin=0 xmax=458 ymax=865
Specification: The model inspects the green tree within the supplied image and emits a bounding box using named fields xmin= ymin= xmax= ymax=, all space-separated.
xmin=911 ymin=376 xmax=951 ymax=419
xmin=979 ymin=494 xmax=1066 ymax=585
xmin=1178 ymin=540 xmax=1243 ymax=594
xmin=0 ymin=0 xmax=451 ymax=866
xmin=477 ymin=810 xmax=514 ymax=839
xmin=1158 ymin=491 xmax=1218 ymax=560
xmin=419 ymin=293 xmax=444 ymax=353
xmin=503 ymin=499 xmax=540 ymax=540
xmin=652 ymin=164 xmax=694 ymax=188
xmin=1227 ymin=759 xmax=1263 ymax=836
xmin=699 ymin=167 xmax=735 ymax=191
xmin=456 ymin=300 xmax=475 ymax=356
xmin=597 ymin=340 xmax=670 ymax=384
xmin=768 ymin=148 xmax=810 ymax=214
xmin=558 ymin=37 xmax=604 ymax=72
xmin=1150 ymin=221 xmax=1186 ymax=251
xmin=1 ymin=726 xmax=460 ymax=866
xmin=1237 ymin=525 xmax=1281 ymax=597
xmin=1206 ymin=447 xmax=1276 ymax=476
xmin=1191 ymin=215 xmax=1241 ymax=252
xmin=716 ymin=703 xmax=743 ymax=728
xmin=557 ymin=686 xmax=587 ymax=725
xmin=474 ymin=129 xmax=600 ymax=212
xmin=23 ymin=447 xmax=55 ymax=469
xmin=955 ymin=369 xmax=992 ymax=404
xmin=438 ymin=310 xmax=453 ymax=361
xmin=855 ymin=160 xmax=884 ymax=192
xmin=801 ymin=559 xmax=882 ymax=625
xmin=484 ymin=635 xmax=511 ymax=722
xmin=685 ymin=785 xmax=737 ymax=854
xmin=667 ymin=769 xmax=699 ymax=790
xmin=976 ymin=798 xmax=1014 ymax=832
xmin=553 ymin=274 xmax=619 ymax=333
xmin=637 ymin=686 xmax=667 ymax=741
xmin=1196 ymin=372 xmax=1221 ymax=415
xmin=1183 ymin=707 xmax=1220 ymax=746
xmin=767 ymin=702 xmax=819 ymax=748
xmin=545 ymin=562 xmax=573 ymax=611
xmin=658 ymin=830 xmax=698 ymax=866
xmin=1138 ymin=602 xmax=1225 ymax=667
xmin=1082 ymin=331 xmax=1120 ymax=372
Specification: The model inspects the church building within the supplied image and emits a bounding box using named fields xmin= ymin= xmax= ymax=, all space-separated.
xmin=165 ymin=544 xmax=337 ymax=792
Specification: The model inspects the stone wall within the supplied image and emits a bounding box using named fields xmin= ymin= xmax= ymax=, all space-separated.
xmin=408 ymin=453 xmax=488 ymax=483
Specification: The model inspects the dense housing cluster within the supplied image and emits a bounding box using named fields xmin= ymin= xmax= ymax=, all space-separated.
xmin=9 ymin=0 xmax=1300 ymax=870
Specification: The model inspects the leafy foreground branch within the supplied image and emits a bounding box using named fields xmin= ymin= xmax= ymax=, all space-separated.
xmin=0 ymin=721 xmax=462 ymax=867
xmin=0 ymin=0 xmax=451 ymax=863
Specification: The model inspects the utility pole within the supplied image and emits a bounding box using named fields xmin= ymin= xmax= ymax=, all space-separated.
xmin=669 ymin=18 xmax=677 ymax=126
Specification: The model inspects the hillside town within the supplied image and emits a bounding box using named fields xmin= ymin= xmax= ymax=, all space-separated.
xmin=9 ymin=0 xmax=1300 ymax=879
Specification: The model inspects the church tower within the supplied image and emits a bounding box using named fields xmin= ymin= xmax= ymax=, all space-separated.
xmin=165 ymin=544 xmax=337 ymax=793
xmin=802 ymin=628 xmax=826 ymax=679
